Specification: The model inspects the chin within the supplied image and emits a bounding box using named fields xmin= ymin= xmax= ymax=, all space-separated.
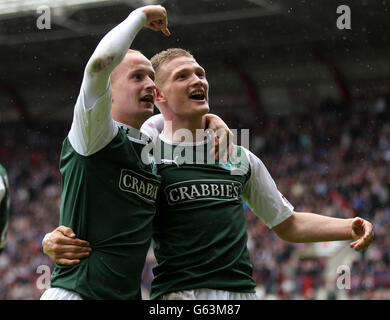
xmin=198 ymin=104 xmax=210 ymax=115
xmin=142 ymin=105 xmax=155 ymax=115
xmin=137 ymin=107 xmax=154 ymax=121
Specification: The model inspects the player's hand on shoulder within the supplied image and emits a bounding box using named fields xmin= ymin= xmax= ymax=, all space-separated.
xmin=205 ymin=113 xmax=236 ymax=162
xmin=42 ymin=226 xmax=92 ymax=266
xmin=137 ymin=5 xmax=170 ymax=36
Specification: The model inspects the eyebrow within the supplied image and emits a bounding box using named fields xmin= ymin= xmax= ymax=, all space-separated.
xmin=172 ymin=65 xmax=205 ymax=78
xmin=128 ymin=68 xmax=155 ymax=78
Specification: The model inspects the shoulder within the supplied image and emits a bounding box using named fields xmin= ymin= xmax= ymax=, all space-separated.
xmin=226 ymin=145 xmax=251 ymax=178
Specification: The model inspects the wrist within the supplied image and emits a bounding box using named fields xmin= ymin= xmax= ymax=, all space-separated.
xmin=349 ymin=218 xmax=356 ymax=240
xmin=130 ymin=9 xmax=147 ymax=27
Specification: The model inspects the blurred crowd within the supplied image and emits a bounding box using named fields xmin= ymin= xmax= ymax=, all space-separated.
xmin=0 ymin=95 xmax=389 ymax=300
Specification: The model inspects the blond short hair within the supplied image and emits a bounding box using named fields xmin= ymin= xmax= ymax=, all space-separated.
xmin=151 ymin=48 xmax=193 ymax=84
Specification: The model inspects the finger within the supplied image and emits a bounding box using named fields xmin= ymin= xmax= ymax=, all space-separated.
xmin=351 ymin=240 xmax=362 ymax=250
xmin=351 ymin=241 xmax=364 ymax=251
xmin=215 ymin=150 xmax=219 ymax=161
xmin=210 ymin=147 xmax=220 ymax=162
xmin=223 ymin=147 xmax=228 ymax=163
xmin=363 ymin=223 xmax=373 ymax=236
xmin=350 ymin=240 xmax=358 ymax=248
xmin=354 ymin=242 xmax=367 ymax=251
xmin=218 ymin=133 xmax=228 ymax=163
xmin=209 ymin=146 xmax=215 ymax=158
xmin=55 ymin=244 xmax=92 ymax=254
xmin=56 ymin=258 xmax=81 ymax=266
xmin=162 ymin=27 xmax=171 ymax=36
xmin=54 ymin=236 xmax=90 ymax=247
xmin=55 ymin=226 xmax=76 ymax=238
xmin=217 ymin=134 xmax=228 ymax=163
xmin=227 ymin=132 xmax=235 ymax=161
xmin=361 ymin=232 xmax=371 ymax=242
xmin=353 ymin=218 xmax=364 ymax=229
xmin=148 ymin=20 xmax=163 ymax=31
xmin=149 ymin=19 xmax=170 ymax=35
xmin=231 ymin=144 xmax=237 ymax=162
xmin=352 ymin=235 xmax=373 ymax=251
xmin=361 ymin=232 xmax=374 ymax=248
xmin=212 ymin=136 xmax=219 ymax=161
xmin=225 ymin=131 xmax=235 ymax=163
xmin=147 ymin=23 xmax=159 ymax=31
xmin=350 ymin=238 xmax=362 ymax=247
xmin=57 ymin=251 xmax=91 ymax=259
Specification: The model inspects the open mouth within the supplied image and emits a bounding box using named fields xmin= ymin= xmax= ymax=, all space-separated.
xmin=140 ymin=95 xmax=154 ymax=103
xmin=189 ymin=90 xmax=205 ymax=101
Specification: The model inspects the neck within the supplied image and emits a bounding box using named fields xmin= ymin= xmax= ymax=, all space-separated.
xmin=163 ymin=114 xmax=207 ymax=143
xmin=114 ymin=116 xmax=142 ymax=129
xmin=112 ymin=111 xmax=150 ymax=130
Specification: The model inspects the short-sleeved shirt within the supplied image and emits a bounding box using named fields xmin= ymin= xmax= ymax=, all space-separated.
xmin=50 ymin=83 xmax=161 ymax=300
xmin=149 ymin=133 xmax=293 ymax=299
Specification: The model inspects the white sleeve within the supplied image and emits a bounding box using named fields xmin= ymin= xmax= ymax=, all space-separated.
xmin=68 ymin=10 xmax=147 ymax=156
xmin=0 ymin=175 xmax=5 ymax=204
xmin=242 ymin=148 xmax=294 ymax=229
xmin=140 ymin=113 xmax=164 ymax=141
xmin=68 ymin=82 xmax=117 ymax=156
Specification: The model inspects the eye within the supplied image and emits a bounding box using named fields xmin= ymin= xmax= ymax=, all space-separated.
xmin=196 ymin=72 xmax=205 ymax=78
xmin=176 ymin=73 xmax=186 ymax=80
xmin=133 ymin=73 xmax=142 ymax=80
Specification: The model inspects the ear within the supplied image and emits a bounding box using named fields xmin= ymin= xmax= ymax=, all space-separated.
xmin=156 ymin=88 xmax=167 ymax=103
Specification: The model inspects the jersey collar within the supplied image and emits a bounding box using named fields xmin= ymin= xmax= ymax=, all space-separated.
xmin=114 ymin=120 xmax=151 ymax=144
xmin=159 ymin=130 xmax=212 ymax=146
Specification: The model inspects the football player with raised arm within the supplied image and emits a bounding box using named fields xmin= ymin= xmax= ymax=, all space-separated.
xmin=45 ymin=47 xmax=374 ymax=300
xmin=40 ymin=6 xmax=232 ymax=300
xmin=42 ymin=31 xmax=374 ymax=300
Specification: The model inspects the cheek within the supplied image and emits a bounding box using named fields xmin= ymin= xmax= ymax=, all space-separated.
xmin=127 ymin=86 xmax=140 ymax=98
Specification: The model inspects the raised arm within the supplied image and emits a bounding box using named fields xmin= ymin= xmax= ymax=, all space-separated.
xmin=68 ymin=5 xmax=169 ymax=156
xmin=83 ymin=5 xmax=169 ymax=105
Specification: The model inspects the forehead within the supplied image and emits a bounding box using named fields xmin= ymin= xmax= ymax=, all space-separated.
xmin=122 ymin=52 xmax=154 ymax=73
xmin=161 ymin=56 xmax=203 ymax=76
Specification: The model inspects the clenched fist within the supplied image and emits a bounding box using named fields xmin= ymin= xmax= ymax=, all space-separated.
xmin=137 ymin=5 xmax=170 ymax=36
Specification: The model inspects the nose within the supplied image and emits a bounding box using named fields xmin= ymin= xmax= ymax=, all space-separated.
xmin=145 ymin=76 xmax=156 ymax=91
xmin=190 ymin=74 xmax=205 ymax=87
